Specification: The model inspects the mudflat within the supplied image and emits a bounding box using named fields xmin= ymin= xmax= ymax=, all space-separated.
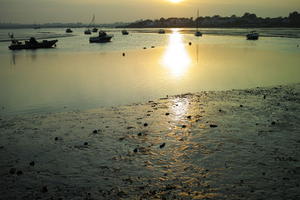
xmin=0 ymin=83 xmax=299 ymax=199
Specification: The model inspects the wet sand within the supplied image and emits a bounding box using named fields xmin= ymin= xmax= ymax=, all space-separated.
xmin=0 ymin=83 xmax=299 ymax=199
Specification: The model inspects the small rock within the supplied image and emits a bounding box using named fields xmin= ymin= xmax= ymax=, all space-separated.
xmin=210 ymin=124 xmax=218 ymax=128
xmin=263 ymin=95 xmax=266 ymax=99
xmin=29 ymin=161 xmax=35 ymax=166
xmin=42 ymin=186 xmax=48 ymax=193
xmin=93 ymin=130 xmax=98 ymax=134
xmin=151 ymin=46 xmax=155 ymax=48
xmin=137 ymin=133 xmax=142 ymax=136
xmin=182 ymin=125 xmax=187 ymax=128
xmin=143 ymin=47 xmax=147 ymax=49
xmin=84 ymin=142 xmax=88 ymax=146
xmin=143 ymin=123 xmax=148 ymax=127
xmin=9 ymin=168 xmax=16 ymax=174
xmin=122 ymin=53 xmax=125 ymax=56
xmin=160 ymin=143 xmax=166 ymax=148
xmin=271 ymin=121 xmax=276 ymax=125
xmin=16 ymin=170 xmax=23 ymax=176
xmin=240 ymin=105 xmax=243 ymax=107
xmin=187 ymin=115 xmax=192 ymax=119
xmin=165 ymin=113 xmax=170 ymax=116
xmin=54 ymin=137 xmax=59 ymax=141
xmin=189 ymin=42 xmax=192 ymax=45
xmin=133 ymin=148 xmax=138 ymax=153
xmin=117 ymin=191 xmax=128 ymax=197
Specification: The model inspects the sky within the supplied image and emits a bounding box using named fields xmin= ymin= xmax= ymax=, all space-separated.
xmin=0 ymin=0 xmax=299 ymax=24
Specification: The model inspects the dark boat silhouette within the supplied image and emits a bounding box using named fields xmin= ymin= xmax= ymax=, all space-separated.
xmin=158 ymin=29 xmax=165 ymax=34
xmin=92 ymin=27 xmax=98 ymax=32
xmin=9 ymin=37 xmax=58 ymax=50
xmin=122 ymin=30 xmax=129 ymax=35
xmin=247 ymin=31 xmax=259 ymax=40
xmin=84 ymin=29 xmax=92 ymax=35
xmin=66 ymin=28 xmax=73 ymax=33
xmin=195 ymin=9 xmax=202 ymax=37
xmin=89 ymin=31 xmax=113 ymax=43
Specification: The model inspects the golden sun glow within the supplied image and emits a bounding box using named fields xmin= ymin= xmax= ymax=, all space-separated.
xmin=169 ymin=0 xmax=183 ymax=3
xmin=162 ymin=29 xmax=191 ymax=78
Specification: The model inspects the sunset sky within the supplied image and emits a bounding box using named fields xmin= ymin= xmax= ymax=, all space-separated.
xmin=1 ymin=0 xmax=299 ymax=23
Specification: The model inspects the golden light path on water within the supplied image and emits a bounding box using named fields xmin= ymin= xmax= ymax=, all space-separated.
xmin=162 ymin=29 xmax=191 ymax=78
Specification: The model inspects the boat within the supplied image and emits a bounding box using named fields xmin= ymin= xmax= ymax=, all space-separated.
xmin=66 ymin=28 xmax=73 ymax=33
xmin=195 ymin=9 xmax=202 ymax=37
xmin=9 ymin=37 xmax=57 ymax=50
xmin=89 ymin=31 xmax=113 ymax=43
xmin=122 ymin=30 xmax=129 ymax=35
xmin=158 ymin=29 xmax=165 ymax=34
xmin=247 ymin=31 xmax=259 ymax=40
xmin=84 ymin=29 xmax=92 ymax=35
xmin=92 ymin=27 xmax=98 ymax=32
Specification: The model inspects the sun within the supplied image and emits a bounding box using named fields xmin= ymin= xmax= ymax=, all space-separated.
xmin=169 ymin=0 xmax=182 ymax=3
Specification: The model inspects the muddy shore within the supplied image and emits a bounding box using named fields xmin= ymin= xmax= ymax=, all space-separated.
xmin=0 ymin=84 xmax=299 ymax=200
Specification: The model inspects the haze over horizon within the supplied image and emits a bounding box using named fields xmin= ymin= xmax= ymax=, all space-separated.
xmin=1 ymin=0 xmax=300 ymax=24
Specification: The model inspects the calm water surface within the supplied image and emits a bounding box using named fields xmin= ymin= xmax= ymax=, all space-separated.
xmin=0 ymin=28 xmax=299 ymax=115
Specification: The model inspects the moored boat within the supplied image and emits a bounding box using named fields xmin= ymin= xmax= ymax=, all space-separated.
xmin=9 ymin=37 xmax=58 ymax=50
xmin=247 ymin=31 xmax=259 ymax=40
xmin=195 ymin=31 xmax=202 ymax=37
xmin=89 ymin=31 xmax=113 ymax=43
xmin=92 ymin=27 xmax=98 ymax=32
xmin=158 ymin=29 xmax=165 ymax=34
xmin=195 ymin=9 xmax=202 ymax=37
xmin=66 ymin=28 xmax=73 ymax=33
xmin=84 ymin=29 xmax=92 ymax=35
xmin=122 ymin=30 xmax=129 ymax=35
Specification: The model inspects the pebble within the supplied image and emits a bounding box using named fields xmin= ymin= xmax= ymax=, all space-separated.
xmin=240 ymin=105 xmax=244 ymax=107
xmin=122 ymin=53 xmax=125 ymax=56
xmin=16 ymin=170 xmax=23 ymax=176
xmin=143 ymin=123 xmax=148 ymax=127
xmin=42 ymin=186 xmax=48 ymax=193
xmin=165 ymin=113 xmax=170 ymax=116
xmin=182 ymin=125 xmax=187 ymax=128
xmin=54 ymin=137 xmax=59 ymax=141
xmin=210 ymin=124 xmax=218 ymax=128
xmin=133 ymin=148 xmax=138 ymax=153
xmin=9 ymin=168 xmax=16 ymax=174
xmin=160 ymin=143 xmax=166 ymax=148
xmin=151 ymin=46 xmax=155 ymax=48
xmin=271 ymin=121 xmax=276 ymax=125
xmin=93 ymin=130 xmax=98 ymax=134
xmin=137 ymin=133 xmax=142 ymax=136
xmin=143 ymin=47 xmax=147 ymax=49
xmin=29 ymin=161 xmax=35 ymax=166
xmin=84 ymin=142 xmax=88 ymax=146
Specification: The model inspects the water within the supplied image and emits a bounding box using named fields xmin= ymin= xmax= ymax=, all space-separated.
xmin=0 ymin=28 xmax=299 ymax=115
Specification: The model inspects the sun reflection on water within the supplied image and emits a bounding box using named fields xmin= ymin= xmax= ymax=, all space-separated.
xmin=162 ymin=29 xmax=191 ymax=78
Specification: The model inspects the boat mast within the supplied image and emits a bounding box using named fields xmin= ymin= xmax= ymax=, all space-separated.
xmin=196 ymin=9 xmax=199 ymax=32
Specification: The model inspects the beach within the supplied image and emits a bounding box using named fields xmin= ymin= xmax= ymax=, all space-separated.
xmin=0 ymin=83 xmax=299 ymax=199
